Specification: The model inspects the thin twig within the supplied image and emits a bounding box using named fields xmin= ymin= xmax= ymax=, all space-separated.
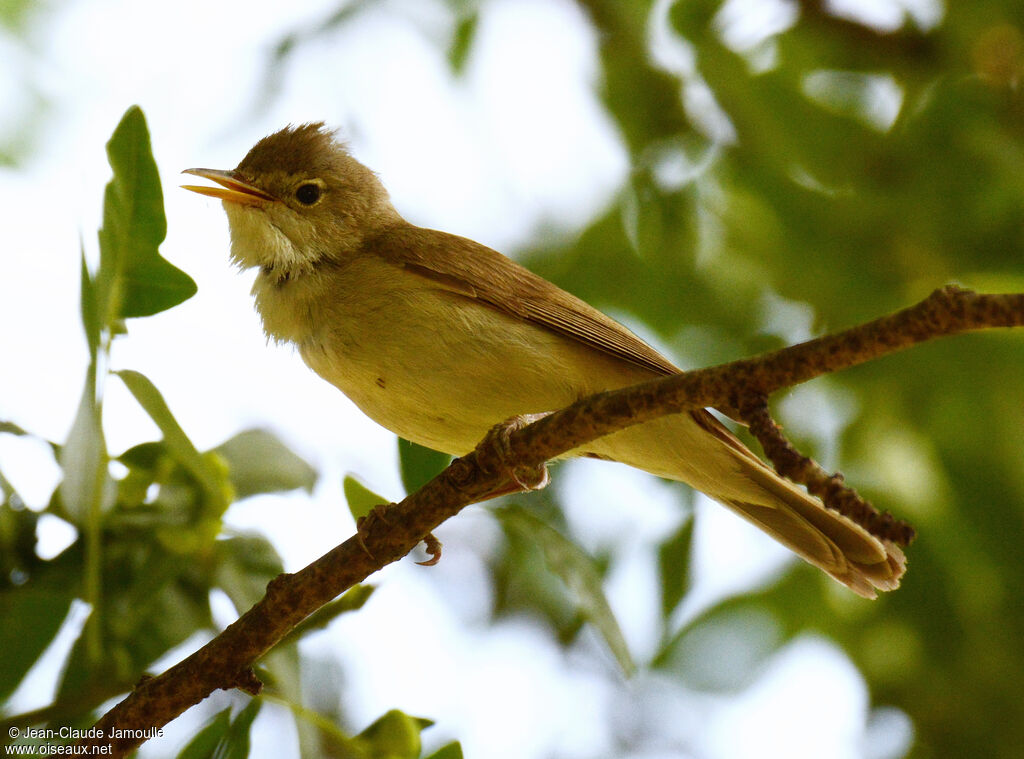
xmin=740 ymin=396 xmax=916 ymax=546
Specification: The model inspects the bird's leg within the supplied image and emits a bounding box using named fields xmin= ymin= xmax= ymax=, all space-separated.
xmin=355 ymin=503 xmax=443 ymax=565
xmin=357 ymin=413 xmax=551 ymax=565
xmin=475 ymin=413 xmax=552 ymax=499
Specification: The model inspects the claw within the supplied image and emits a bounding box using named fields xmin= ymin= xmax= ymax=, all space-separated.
xmin=355 ymin=519 xmax=374 ymax=559
xmin=416 ymin=532 xmax=443 ymax=566
xmin=510 ymin=464 xmax=549 ymax=491
xmin=476 ymin=414 xmax=551 ymax=499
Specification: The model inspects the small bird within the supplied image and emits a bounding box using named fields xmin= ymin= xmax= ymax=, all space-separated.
xmin=183 ymin=123 xmax=905 ymax=598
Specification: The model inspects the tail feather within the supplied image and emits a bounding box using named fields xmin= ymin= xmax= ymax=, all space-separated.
xmin=721 ymin=453 xmax=905 ymax=598
xmin=692 ymin=409 xmax=907 ymax=598
xmin=720 ymin=494 xmax=905 ymax=599
xmin=583 ymin=411 xmax=907 ymax=598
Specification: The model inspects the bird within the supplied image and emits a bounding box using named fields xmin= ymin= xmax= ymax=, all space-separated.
xmin=182 ymin=123 xmax=905 ymax=598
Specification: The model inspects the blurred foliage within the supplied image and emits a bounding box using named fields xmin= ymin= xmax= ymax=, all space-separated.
xmin=176 ymin=703 xmax=441 ymax=759
xmin=0 ymin=106 xmax=403 ymax=757
xmin=3 ymin=1 xmax=1024 ymax=758
xmin=175 ymin=700 xmax=262 ymax=759
xmin=0 ymin=0 xmax=38 ymax=32
xmin=0 ymin=0 xmax=51 ymax=166
xmin=343 ymin=474 xmax=388 ymax=522
xmin=441 ymin=1 xmax=1020 ymax=756
xmin=495 ymin=505 xmax=634 ymax=675
xmin=397 ymin=439 xmax=451 ymax=496
xmin=521 ymin=2 xmax=1024 ymax=758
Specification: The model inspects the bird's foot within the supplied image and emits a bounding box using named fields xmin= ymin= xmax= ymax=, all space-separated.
xmin=355 ymin=502 xmax=394 ymax=559
xmin=476 ymin=413 xmax=551 ymax=498
xmin=356 ymin=504 xmax=443 ymax=566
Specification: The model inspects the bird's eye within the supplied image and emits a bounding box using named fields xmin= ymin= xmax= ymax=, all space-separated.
xmin=295 ymin=182 xmax=322 ymax=205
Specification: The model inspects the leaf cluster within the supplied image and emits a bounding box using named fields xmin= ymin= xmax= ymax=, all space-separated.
xmin=1 ymin=108 xmax=431 ymax=758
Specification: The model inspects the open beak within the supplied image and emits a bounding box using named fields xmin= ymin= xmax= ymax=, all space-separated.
xmin=181 ymin=168 xmax=276 ymax=205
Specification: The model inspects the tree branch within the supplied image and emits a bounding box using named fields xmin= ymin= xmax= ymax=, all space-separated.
xmin=740 ymin=396 xmax=915 ymax=545
xmin=79 ymin=285 xmax=1024 ymax=755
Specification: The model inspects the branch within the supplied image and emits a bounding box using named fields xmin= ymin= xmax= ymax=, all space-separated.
xmin=741 ymin=397 xmax=915 ymax=545
xmin=79 ymin=286 xmax=1023 ymax=755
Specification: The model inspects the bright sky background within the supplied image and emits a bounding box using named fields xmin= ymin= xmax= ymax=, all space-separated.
xmin=0 ymin=0 xmax=918 ymax=756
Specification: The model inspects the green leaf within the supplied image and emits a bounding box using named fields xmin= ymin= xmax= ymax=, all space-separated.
xmin=495 ymin=506 xmax=635 ymax=676
xmin=489 ymin=498 xmax=580 ymax=636
xmin=259 ymin=644 xmax=307 ymax=750
xmin=219 ymin=699 xmax=262 ymax=759
xmin=425 ymin=742 xmax=464 ymax=759
xmin=116 ymin=440 xmax=164 ymax=470
xmin=397 ymin=438 xmax=450 ymax=496
xmin=0 ymin=421 xmax=29 ymax=437
xmin=0 ymin=585 xmax=75 ymax=701
xmin=58 ymin=370 xmax=109 ymax=523
xmin=214 ymin=428 xmax=317 ymax=499
xmin=176 ymin=708 xmax=232 ymax=759
xmin=96 ymin=105 xmax=195 ymax=322
xmin=343 ymin=475 xmax=388 ymax=522
xmin=655 ymin=603 xmax=784 ymax=692
xmin=214 ymin=535 xmax=285 ymax=614
xmin=175 ymin=701 xmax=261 ymax=759
xmin=115 ymin=370 xmax=228 ymax=512
xmin=352 ymin=709 xmax=432 ymax=759
xmin=657 ymin=517 xmax=694 ymax=618
xmin=0 ymin=0 xmax=38 ymax=32
xmin=79 ymin=243 xmax=100 ymax=362
xmin=54 ymin=539 xmax=216 ymax=706
xmin=620 ymin=172 xmax=666 ymax=260
xmin=447 ymin=12 xmax=478 ymax=74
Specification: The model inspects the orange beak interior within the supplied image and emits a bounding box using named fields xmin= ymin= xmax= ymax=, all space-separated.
xmin=181 ymin=168 xmax=276 ymax=205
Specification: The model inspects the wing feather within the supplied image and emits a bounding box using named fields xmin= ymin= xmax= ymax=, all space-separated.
xmin=368 ymin=226 xmax=679 ymax=377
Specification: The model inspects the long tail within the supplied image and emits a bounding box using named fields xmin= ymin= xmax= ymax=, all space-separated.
xmin=583 ymin=410 xmax=906 ymax=598
xmin=718 ymin=449 xmax=905 ymax=598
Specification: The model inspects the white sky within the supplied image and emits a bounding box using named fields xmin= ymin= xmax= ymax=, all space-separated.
xmin=0 ymin=0 xmax=913 ymax=757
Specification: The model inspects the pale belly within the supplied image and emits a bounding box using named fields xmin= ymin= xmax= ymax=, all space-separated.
xmin=297 ymin=285 xmax=653 ymax=456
